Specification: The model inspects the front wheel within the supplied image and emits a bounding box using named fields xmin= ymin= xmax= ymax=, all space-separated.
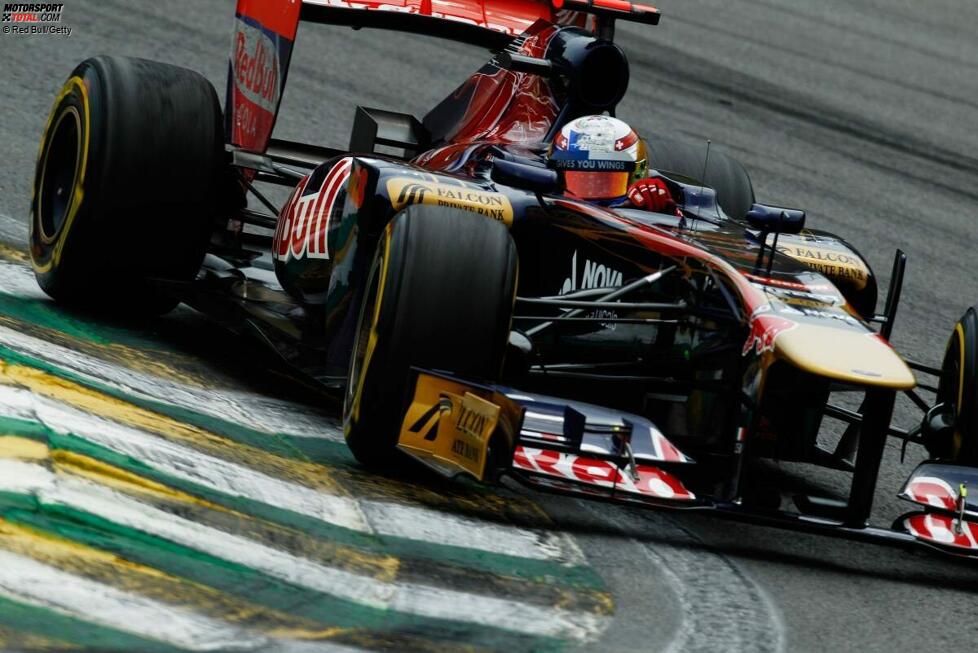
xmin=932 ymin=306 xmax=978 ymax=463
xmin=343 ymin=206 xmax=518 ymax=468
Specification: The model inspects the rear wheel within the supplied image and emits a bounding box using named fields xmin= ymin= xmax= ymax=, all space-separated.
xmin=30 ymin=55 xmax=227 ymax=316
xmin=933 ymin=306 xmax=978 ymax=463
xmin=646 ymin=134 xmax=755 ymax=220
xmin=343 ymin=206 xmax=518 ymax=468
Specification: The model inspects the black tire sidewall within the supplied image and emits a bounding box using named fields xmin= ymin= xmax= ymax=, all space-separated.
xmin=345 ymin=207 xmax=517 ymax=466
xmin=940 ymin=307 xmax=978 ymax=463
xmin=30 ymin=68 xmax=103 ymax=298
xmin=30 ymin=56 xmax=224 ymax=315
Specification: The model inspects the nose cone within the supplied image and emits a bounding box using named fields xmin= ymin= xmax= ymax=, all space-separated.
xmin=773 ymin=323 xmax=916 ymax=390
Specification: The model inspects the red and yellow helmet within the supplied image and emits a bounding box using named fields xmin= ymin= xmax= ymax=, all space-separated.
xmin=549 ymin=115 xmax=648 ymax=201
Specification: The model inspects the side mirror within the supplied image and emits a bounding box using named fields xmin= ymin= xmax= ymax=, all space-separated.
xmin=490 ymin=158 xmax=560 ymax=195
xmin=745 ymin=203 xmax=806 ymax=234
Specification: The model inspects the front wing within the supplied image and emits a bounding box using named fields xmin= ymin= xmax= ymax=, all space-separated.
xmin=396 ymin=369 xmax=978 ymax=561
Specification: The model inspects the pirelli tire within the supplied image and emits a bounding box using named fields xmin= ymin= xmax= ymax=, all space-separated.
xmin=344 ymin=205 xmax=518 ymax=468
xmin=646 ymin=134 xmax=755 ymax=220
xmin=30 ymin=55 xmax=226 ymax=316
xmin=933 ymin=306 xmax=978 ymax=464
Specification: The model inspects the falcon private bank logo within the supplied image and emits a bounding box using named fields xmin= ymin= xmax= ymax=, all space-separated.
xmin=2 ymin=3 xmax=71 ymax=35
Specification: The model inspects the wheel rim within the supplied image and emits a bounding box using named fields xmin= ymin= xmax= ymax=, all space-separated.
xmin=38 ymin=106 xmax=82 ymax=244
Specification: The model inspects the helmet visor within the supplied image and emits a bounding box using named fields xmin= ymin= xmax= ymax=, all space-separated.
xmin=564 ymin=171 xmax=630 ymax=200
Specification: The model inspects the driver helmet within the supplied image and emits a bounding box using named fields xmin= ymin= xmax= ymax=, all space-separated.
xmin=549 ymin=115 xmax=648 ymax=201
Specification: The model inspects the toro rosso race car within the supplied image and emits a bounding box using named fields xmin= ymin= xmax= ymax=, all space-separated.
xmin=29 ymin=0 xmax=978 ymax=557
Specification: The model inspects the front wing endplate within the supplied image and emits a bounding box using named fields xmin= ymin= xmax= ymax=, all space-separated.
xmin=397 ymin=372 xmax=500 ymax=481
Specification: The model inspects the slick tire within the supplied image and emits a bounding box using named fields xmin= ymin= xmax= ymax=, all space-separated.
xmin=343 ymin=206 xmax=518 ymax=468
xmin=934 ymin=306 xmax=978 ymax=463
xmin=30 ymin=55 xmax=226 ymax=316
xmin=646 ymin=134 xmax=755 ymax=220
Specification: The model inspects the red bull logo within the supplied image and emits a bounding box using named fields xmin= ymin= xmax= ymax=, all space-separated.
xmin=273 ymin=158 xmax=352 ymax=263
xmin=742 ymin=311 xmax=797 ymax=356
xmin=233 ymin=20 xmax=279 ymax=114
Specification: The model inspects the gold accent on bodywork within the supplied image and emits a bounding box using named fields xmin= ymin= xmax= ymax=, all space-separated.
xmin=397 ymin=374 xmax=500 ymax=481
xmin=387 ymin=177 xmax=514 ymax=226
xmin=774 ymin=243 xmax=870 ymax=290
xmin=773 ymin=323 xmax=916 ymax=389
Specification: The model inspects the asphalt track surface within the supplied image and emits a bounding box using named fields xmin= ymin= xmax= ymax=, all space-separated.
xmin=1 ymin=0 xmax=977 ymax=651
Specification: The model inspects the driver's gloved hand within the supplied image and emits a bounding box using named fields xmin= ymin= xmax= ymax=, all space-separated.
xmin=627 ymin=177 xmax=680 ymax=215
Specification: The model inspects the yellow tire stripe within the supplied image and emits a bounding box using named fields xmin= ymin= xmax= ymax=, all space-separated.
xmin=350 ymin=221 xmax=393 ymax=425
xmin=33 ymin=75 xmax=91 ymax=275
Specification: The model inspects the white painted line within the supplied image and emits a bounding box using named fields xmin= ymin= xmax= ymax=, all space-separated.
xmin=0 ymin=460 xmax=389 ymax=607
xmin=0 ymin=460 xmax=606 ymax=640
xmin=0 ymin=321 xmax=343 ymax=442
xmin=358 ymin=500 xmax=581 ymax=565
xmin=0 ymin=385 xmax=580 ymax=564
xmin=0 ymin=385 xmax=370 ymax=533
xmin=0 ymin=550 xmax=365 ymax=653
xmin=0 ymin=248 xmax=584 ymax=564
xmin=0 ymin=257 xmax=46 ymax=299
xmin=581 ymin=502 xmax=785 ymax=653
xmin=0 ymin=213 xmax=26 ymax=245
xmin=0 ymin=548 xmax=269 ymax=652
xmin=650 ymin=537 xmax=786 ymax=653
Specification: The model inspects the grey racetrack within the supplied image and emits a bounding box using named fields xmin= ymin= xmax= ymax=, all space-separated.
xmin=2 ymin=1 xmax=977 ymax=650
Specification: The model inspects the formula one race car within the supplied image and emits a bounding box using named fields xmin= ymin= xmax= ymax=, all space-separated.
xmin=30 ymin=0 xmax=978 ymax=557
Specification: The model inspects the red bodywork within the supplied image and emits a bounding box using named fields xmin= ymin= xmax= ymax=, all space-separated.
xmin=228 ymin=0 xmax=301 ymax=153
xmin=228 ymin=0 xmax=577 ymax=155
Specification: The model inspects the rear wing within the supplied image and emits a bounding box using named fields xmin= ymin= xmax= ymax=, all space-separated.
xmin=227 ymin=0 xmax=660 ymax=155
xmin=301 ymin=0 xmax=660 ymax=46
